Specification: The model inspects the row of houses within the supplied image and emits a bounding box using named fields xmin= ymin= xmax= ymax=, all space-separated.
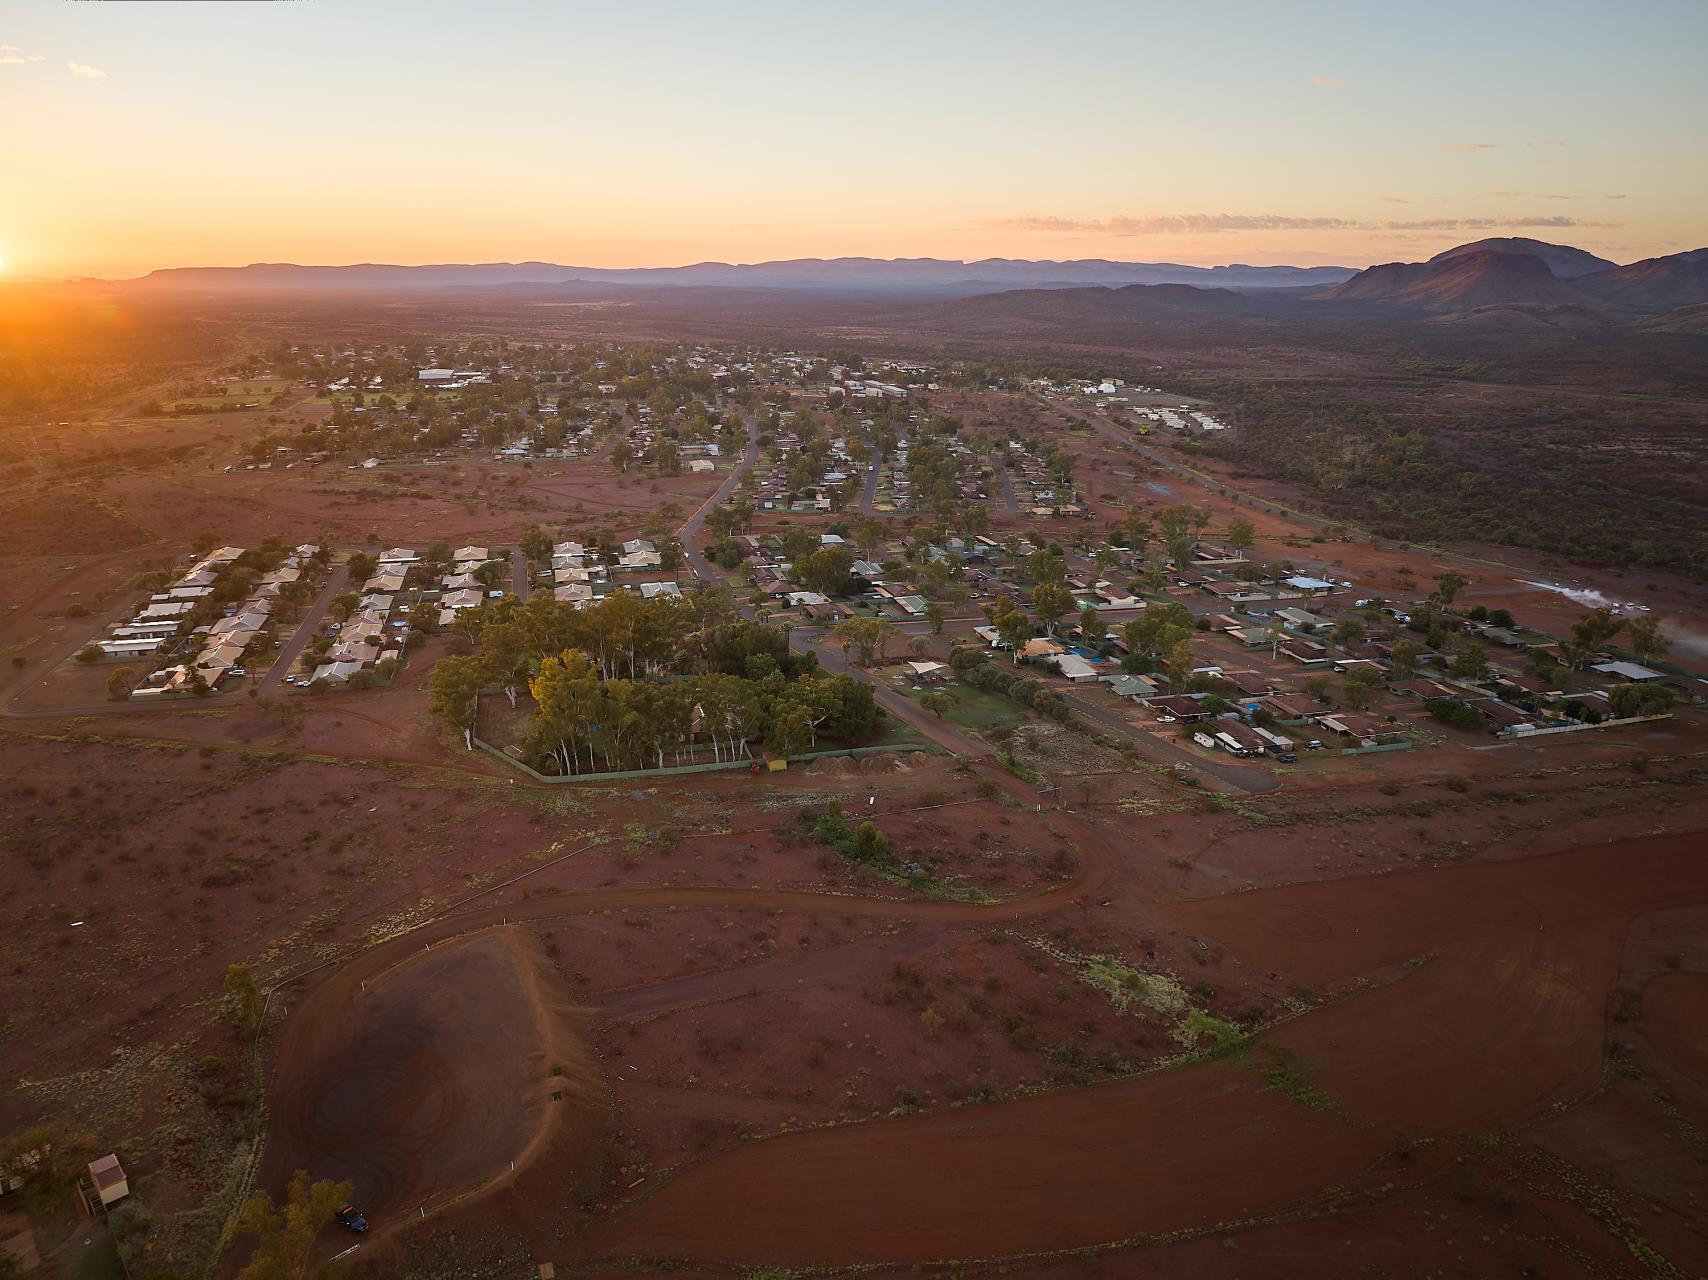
xmin=551 ymin=538 xmax=681 ymax=608
xmin=131 ymin=545 xmax=322 ymax=696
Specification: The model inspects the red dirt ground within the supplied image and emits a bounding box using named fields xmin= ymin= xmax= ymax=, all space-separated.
xmin=1640 ymin=970 xmax=1708 ymax=1085
xmin=564 ymin=831 xmax=1708 ymax=1270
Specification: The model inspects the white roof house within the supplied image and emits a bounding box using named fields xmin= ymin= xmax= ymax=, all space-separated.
xmin=1592 ymin=661 xmax=1664 ymax=682
xmin=1053 ymin=653 xmax=1099 ymax=682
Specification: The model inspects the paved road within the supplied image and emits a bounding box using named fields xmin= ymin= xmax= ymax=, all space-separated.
xmin=681 ymin=416 xmax=759 ymax=582
xmin=510 ymin=548 xmax=530 ymax=602
xmin=858 ymin=448 xmax=884 ymax=514
xmin=991 ymin=453 xmax=1020 ymax=513
xmin=257 ymin=563 xmax=350 ymax=695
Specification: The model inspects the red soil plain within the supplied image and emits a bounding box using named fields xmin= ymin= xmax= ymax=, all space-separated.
xmin=3 ymin=381 xmax=1708 ymax=1280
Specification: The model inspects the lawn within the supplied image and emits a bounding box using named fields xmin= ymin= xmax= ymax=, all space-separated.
xmin=897 ymin=679 xmax=1027 ymax=735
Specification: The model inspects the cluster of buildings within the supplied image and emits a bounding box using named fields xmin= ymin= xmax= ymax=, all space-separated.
xmin=1001 ymin=438 xmax=1084 ymax=518
xmin=307 ymin=546 xmax=429 ymax=684
xmin=123 ymin=545 xmax=322 ymax=697
xmin=551 ymin=539 xmax=681 ymax=608
xmin=753 ymin=428 xmax=857 ymax=513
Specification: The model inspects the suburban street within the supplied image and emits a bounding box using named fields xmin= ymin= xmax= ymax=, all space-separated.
xmin=858 ymin=447 xmax=883 ymax=514
xmin=680 ymin=415 xmax=759 ymax=581
xmin=256 ymin=562 xmax=350 ymax=695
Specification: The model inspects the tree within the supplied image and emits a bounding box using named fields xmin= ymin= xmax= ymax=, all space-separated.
xmin=74 ymin=645 xmax=101 ymax=665
xmin=797 ymin=545 xmax=854 ymax=596
xmin=224 ymin=963 xmax=263 ymax=1034
xmin=993 ymin=601 xmax=1031 ymax=662
xmin=1122 ymin=508 xmax=1153 ymax=559
xmin=920 ymin=689 xmax=956 ymax=719
xmin=1624 ymin=615 xmax=1669 ymax=664
xmin=1031 ymin=582 xmax=1074 ymax=637
xmin=1448 ymin=640 xmax=1489 ymax=681
xmin=106 ymin=666 xmax=137 ymax=700
xmin=428 ymin=653 xmax=484 ymax=748
xmin=852 ymin=821 xmax=890 ymax=864
xmin=1167 ymin=638 xmax=1198 ymax=691
xmin=1432 ymin=570 xmax=1469 ymax=608
xmin=924 ymin=601 xmax=945 ymax=636
xmin=1226 ymin=516 xmax=1255 ymax=556
xmin=610 ymin=439 xmax=634 ymax=472
xmin=833 ymin=617 xmax=894 ymax=666
xmin=1564 ymin=606 xmax=1622 ymax=669
xmin=1608 ymin=682 xmax=1676 ymax=718
xmin=1078 ymin=605 xmax=1108 ymax=648
xmin=519 ymin=524 xmax=552 ymax=564
xmin=1342 ymin=665 xmax=1382 ymax=710
xmin=236 ymin=1170 xmax=355 ymax=1280
xmin=1390 ymin=639 xmax=1424 ymax=683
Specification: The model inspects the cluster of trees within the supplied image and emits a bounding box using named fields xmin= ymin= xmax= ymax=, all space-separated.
xmin=947 ymin=644 xmax=1075 ymax=724
xmin=529 ymin=654 xmax=878 ymax=773
xmin=429 ymin=590 xmax=881 ymax=772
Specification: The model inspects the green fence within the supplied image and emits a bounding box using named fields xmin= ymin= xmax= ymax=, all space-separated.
xmin=469 ymin=735 xmax=934 ymax=784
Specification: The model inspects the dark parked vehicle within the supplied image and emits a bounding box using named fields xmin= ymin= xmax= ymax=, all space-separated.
xmin=335 ymin=1203 xmax=368 ymax=1233
xmin=1275 ymin=752 xmax=1298 ymax=763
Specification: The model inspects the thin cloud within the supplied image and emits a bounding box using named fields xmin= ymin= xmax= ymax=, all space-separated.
xmin=1377 ymin=196 xmax=1410 ymax=204
xmin=0 ymin=53 xmax=23 ymax=65
xmin=67 ymin=61 xmax=107 ymax=79
xmin=995 ymin=211 xmax=1619 ymax=235
xmin=1306 ymin=75 xmax=1341 ymax=87
xmin=28 ymin=54 xmax=44 ymax=62
xmin=1446 ymin=142 xmax=1495 ymax=152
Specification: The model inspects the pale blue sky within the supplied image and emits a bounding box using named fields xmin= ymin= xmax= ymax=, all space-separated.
xmin=2 ymin=0 xmax=1702 ymax=276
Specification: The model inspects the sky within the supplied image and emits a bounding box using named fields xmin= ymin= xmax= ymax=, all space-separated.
xmin=2 ymin=0 xmax=1704 ymax=279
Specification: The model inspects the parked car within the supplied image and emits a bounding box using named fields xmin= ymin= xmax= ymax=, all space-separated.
xmin=335 ymin=1203 xmax=368 ymax=1233
xmin=1275 ymin=752 xmax=1298 ymax=763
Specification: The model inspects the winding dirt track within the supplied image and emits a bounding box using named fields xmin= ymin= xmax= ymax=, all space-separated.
xmin=575 ymin=831 xmax=1708 ymax=1268
xmin=260 ymin=737 xmax=1708 ymax=1273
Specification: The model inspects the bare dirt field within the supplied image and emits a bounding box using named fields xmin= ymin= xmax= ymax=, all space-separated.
xmin=570 ymin=831 xmax=1708 ymax=1271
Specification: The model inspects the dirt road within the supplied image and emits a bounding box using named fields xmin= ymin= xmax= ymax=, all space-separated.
xmin=579 ymin=829 xmax=1708 ymax=1268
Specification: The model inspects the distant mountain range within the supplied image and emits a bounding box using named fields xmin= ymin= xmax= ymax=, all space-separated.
xmin=89 ymin=239 xmax=1708 ymax=318
xmin=1316 ymin=239 xmax=1708 ymax=312
xmin=115 ymin=256 xmax=1359 ymax=296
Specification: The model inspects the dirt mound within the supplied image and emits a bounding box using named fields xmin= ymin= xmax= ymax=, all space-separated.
xmin=262 ymin=926 xmax=603 ymax=1222
xmin=1008 ymin=722 xmax=1126 ymax=777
